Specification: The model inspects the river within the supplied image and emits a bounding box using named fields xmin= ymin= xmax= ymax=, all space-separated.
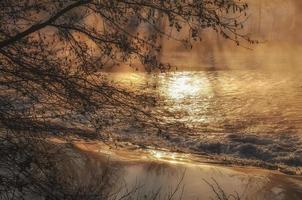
xmin=109 ymin=70 xmax=302 ymax=173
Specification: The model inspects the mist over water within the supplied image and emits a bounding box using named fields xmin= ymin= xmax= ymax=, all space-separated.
xmin=107 ymin=0 xmax=302 ymax=171
xmin=110 ymin=70 xmax=302 ymax=170
xmin=107 ymin=0 xmax=302 ymax=73
xmin=155 ymin=0 xmax=302 ymax=72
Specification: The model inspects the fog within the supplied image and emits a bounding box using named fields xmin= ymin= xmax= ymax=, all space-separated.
xmin=159 ymin=0 xmax=302 ymax=72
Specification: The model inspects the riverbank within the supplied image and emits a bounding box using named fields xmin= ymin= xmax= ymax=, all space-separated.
xmin=69 ymin=140 xmax=302 ymax=200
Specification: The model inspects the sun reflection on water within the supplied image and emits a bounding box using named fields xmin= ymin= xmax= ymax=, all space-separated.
xmin=110 ymin=72 xmax=213 ymax=123
xmin=164 ymin=72 xmax=213 ymax=100
xmin=110 ymin=72 xmax=213 ymax=101
xmin=167 ymin=75 xmax=199 ymax=100
xmin=148 ymin=149 xmax=188 ymax=164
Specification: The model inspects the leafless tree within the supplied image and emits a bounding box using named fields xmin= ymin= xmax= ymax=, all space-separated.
xmin=0 ymin=0 xmax=253 ymax=198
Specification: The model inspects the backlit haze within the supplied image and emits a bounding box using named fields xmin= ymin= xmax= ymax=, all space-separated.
xmin=108 ymin=0 xmax=302 ymax=72
xmin=107 ymin=0 xmax=302 ymax=171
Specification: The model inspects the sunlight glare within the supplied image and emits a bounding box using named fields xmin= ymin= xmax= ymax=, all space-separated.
xmin=166 ymin=73 xmax=207 ymax=100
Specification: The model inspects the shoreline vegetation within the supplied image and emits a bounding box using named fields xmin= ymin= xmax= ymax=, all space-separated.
xmin=1 ymin=1 xmax=302 ymax=199
xmin=2 ymin=134 xmax=302 ymax=200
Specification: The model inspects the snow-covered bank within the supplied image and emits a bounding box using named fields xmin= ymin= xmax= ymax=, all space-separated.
xmin=74 ymin=141 xmax=302 ymax=200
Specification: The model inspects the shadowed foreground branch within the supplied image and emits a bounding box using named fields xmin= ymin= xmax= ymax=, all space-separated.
xmin=0 ymin=0 xmax=252 ymax=198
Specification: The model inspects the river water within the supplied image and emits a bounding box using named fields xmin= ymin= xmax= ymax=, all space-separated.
xmin=109 ymin=70 xmax=302 ymax=171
